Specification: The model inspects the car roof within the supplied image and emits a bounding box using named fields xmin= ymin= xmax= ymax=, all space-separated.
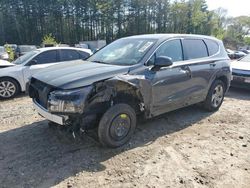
xmin=124 ymin=33 xmax=220 ymax=42
xmin=37 ymin=47 xmax=92 ymax=54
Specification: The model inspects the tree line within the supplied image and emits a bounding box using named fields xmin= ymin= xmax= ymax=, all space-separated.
xmin=0 ymin=0 xmax=249 ymax=48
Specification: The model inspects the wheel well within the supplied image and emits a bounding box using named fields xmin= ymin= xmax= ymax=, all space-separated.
xmin=107 ymin=81 xmax=144 ymax=115
xmin=113 ymin=91 xmax=143 ymax=114
xmin=217 ymin=76 xmax=228 ymax=90
xmin=0 ymin=76 xmax=21 ymax=91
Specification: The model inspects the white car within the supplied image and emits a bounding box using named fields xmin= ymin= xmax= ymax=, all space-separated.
xmin=0 ymin=47 xmax=92 ymax=99
xmin=0 ymin=60 xmax=15 ymax=68
xmin=231 ymin=54 xmax=250 ymax=89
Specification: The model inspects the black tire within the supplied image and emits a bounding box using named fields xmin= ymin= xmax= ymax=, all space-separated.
xmin=48 ymin=121 xmax=60 ymax=128
xmin=0 ymin=78 xmax=20 ymax=99
xmin=98 ymin=103 xmax=137 ymax=148
xmin=203 ymin=80 xmax=225 ymax=112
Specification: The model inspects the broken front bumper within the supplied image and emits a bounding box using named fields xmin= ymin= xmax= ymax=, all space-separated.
xmin=33 ymin=99 xmax=69 ymax=125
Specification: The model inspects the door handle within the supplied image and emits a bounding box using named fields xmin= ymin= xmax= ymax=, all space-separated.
xmin=180 ymin=66 xmax=192 ymax=78
xmin=210 ymin=63 xmax=216 ymax=67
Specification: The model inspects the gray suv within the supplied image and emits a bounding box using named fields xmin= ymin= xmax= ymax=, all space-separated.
xmin=29 ymin=34 xmax=231 ymax=148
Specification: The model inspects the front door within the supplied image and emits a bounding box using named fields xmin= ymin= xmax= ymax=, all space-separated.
xmin=22 ymin=50 xmax=59 ymax=85
xmin=147 ymin=39 xmax=194 ymax=117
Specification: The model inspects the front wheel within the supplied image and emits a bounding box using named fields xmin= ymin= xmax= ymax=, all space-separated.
xmin=0 ymin=78 xmax=20 ymax=99
xmin=203 ymin=80 xmax=225 ymax=112
xmin=98 ymin=103 xmax=137 ymax=148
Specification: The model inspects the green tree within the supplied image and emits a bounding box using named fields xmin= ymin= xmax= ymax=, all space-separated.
xmin=244 ymin=37 xmax=250 ymax=46
xmin=4 ymin=44 xmax=15 ymax=61
xmin=42 ymin=34 xmax=58 ymax=46
xmin=0 ymin=0 xmax=248 ymax=47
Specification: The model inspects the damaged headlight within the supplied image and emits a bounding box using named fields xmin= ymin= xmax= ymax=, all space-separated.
xmin=48 ymin=86 xmax=93 ymax=114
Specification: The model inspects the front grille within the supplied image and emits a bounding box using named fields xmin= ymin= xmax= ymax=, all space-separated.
xmin=29 ymin=78 xmax=54 ymax=109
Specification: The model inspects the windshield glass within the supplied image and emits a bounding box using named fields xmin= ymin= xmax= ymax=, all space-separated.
xmin=12 ymin=50 xmax=39 ymax=65
xmin=239 ymin=54 xmax=250 ymax=62
xmin=88 ymin=38 xmax=157 ymax=65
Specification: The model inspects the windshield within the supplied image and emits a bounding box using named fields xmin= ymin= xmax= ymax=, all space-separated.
xmin=239 ymin=54 xmax=250 ymax=62
xmin=88 ymin=38 xmax=157 ymax=65
xmin=12 ymin=50 xmax=39 ymax=65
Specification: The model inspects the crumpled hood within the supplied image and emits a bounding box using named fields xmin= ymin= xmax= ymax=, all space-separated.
xmin=32 ymin=60 xmax=130 ymax=89
xmin=231 ymin=61 xmax=250 ymax=71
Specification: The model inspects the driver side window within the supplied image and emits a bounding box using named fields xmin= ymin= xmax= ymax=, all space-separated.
xmin=148 ymin=39 xmax=183 ymax=65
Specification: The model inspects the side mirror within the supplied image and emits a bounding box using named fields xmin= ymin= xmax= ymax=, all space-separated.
xmin=152 ymin=56 xmax=173 ymax=71
xmin=27 ymin=60 xmax=37 ymax=66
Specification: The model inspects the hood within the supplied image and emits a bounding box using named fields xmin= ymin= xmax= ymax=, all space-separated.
xmin=0 ymin=60 xmax=15 ymax=68
xmin=32 ymin=60 xmax=130 ymax=89
xmin=231 ymin=61 xmax=250 ymax=71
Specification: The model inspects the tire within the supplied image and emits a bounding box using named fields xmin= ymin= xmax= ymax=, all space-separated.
xmin=203 ymin=80 xmax=225 ymax=112
xmin=98 ymin=103 xmax=137 ymax=148
xmin=48 ymin=121 xmax=60 ymax=128
xmin=0 ymin=78 xmax=20 ymax=99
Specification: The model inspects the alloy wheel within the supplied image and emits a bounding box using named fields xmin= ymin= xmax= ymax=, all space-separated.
xmin=211 ymin=85 xmax=224 ymax=108
xmin=0 ymin=81 xmax=16 ymax=98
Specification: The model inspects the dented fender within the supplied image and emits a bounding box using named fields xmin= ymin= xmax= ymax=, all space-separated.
xmin=103 ymin=75 xmax=153 ymax=117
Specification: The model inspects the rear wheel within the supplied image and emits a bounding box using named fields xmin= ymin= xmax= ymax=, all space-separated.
xmin=98 ymin=103 xmax=136 ymax=148
xmin=0 ymin=78 xmax=20 ymax=99
xmin=203 ymin=80 xmax=225 ymax=112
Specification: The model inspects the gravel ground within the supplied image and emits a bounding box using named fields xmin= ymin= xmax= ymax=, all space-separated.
xmin=0 ymin=88 xmax=249 ymax=188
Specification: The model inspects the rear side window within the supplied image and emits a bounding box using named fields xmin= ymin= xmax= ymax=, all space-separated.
xmin=78 ymin=51 xmax=90 ymax=60
xmin=60 ymin=49 xmax=80 ymax=61
xmin=204 ymin=39 xmax=219 ymax=56
xmin=33 ymin=50 xmax=57 ymax=64
xmin=183 ymin=39 xmax=208 ymax=60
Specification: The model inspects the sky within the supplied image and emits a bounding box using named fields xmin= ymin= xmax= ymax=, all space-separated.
xmin=206 ymin=0 xmax=250 ymax=17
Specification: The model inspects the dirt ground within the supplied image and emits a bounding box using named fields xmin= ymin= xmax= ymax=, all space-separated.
xmin=0 ymin=87 xmax=249 ymax=188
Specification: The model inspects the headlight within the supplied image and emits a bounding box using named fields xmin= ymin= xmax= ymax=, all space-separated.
xmin=48 ymin=86 xmax=93 ymax=114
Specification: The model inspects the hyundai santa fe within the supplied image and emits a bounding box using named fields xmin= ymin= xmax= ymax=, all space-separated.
xmin=29 ymin=34 xmax=231 ymax=148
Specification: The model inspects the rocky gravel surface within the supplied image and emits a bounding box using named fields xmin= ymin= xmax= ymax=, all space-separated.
xmin=0 ymin=88 xmax=250 ymax=188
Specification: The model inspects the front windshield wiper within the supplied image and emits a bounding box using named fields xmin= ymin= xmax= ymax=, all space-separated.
xmin=92 ymin=60 xmax=110 ymax=65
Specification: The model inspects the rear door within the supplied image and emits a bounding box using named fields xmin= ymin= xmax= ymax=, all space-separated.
xmin=182 ymin=38 xmax=218 ymax=103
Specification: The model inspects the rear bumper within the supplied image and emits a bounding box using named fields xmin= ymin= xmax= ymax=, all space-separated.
xmin=33 ymin=99 xmax=68 ymax=125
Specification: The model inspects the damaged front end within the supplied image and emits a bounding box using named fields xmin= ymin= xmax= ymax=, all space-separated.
xmin=48 ymin=86 xmax=93 ymax=114
xmin=31 ymin=74 xmax=153 ymax=135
